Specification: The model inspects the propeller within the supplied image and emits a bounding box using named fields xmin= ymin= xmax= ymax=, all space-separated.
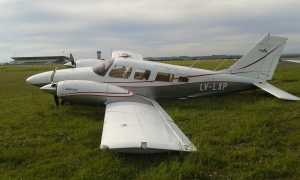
xmin=69 ymin=53 xmax=76 ymax=67
xmin=50 ymin=67 xmax=57 ymax=84
xmin=50 ymin=68 xmax=59 ymax=106
xmin=40 ymin=67 xmax=63 ymax=106
xmin=54 ymin=94 xmax=59 ymax=106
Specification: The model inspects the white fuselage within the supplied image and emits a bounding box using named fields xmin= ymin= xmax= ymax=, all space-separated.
xmin=27 ymin=58 xmax=255 ymax=100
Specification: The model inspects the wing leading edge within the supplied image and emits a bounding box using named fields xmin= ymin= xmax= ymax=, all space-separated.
xmin=100 ymin=98 xmax=197 ymax=153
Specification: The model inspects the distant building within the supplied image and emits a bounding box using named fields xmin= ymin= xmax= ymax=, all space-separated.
xmin=10 ymin=56 xmax=69 ymax=65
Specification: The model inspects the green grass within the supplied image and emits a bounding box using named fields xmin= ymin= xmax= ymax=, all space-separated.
xmin=0 ymin=61 xmax=300 ymax=179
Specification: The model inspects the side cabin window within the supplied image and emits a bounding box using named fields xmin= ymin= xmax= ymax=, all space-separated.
xmin=155 ymin=72 xmax=175 ymax=82
xmin=134 ymin=69 xmax=151 ymax=80
xmin=109 ymin=65 xmax=132 ymax=79
xmin=178 ymin=76 xmax=189 ymax=82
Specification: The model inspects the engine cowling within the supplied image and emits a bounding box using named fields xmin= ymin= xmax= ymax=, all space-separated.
xmin=41 ymin=80 xmax=133 ymax=105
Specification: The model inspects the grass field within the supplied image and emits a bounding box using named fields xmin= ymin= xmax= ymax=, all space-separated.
xmin=0 ymin=60 xmax=300 ymax=179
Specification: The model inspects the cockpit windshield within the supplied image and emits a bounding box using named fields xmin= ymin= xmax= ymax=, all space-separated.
xmin=93 ymin=59 xmax=114 ymax=76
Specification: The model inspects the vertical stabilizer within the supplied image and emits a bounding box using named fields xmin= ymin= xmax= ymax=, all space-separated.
xmin=228 ymin=34 xmax=287 ymax=81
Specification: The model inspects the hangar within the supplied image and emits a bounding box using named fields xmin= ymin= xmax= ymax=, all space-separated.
xmin=10 ymin=56 xmax=69 ymax=65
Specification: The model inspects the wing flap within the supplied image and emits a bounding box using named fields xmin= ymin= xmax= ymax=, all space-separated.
xmin=254 ymin=82 xmax=300 ymax=101
xmin=100 ymin=100 xmax=196 ymax=153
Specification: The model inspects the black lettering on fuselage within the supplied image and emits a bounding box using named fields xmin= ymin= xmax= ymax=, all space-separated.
xmin=199 ymin=81 xmax=228 ymax=92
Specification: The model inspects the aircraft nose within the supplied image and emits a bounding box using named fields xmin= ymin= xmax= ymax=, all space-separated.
xmin=26 ymin=75 xmax=40 ymax=85
xmin=25 ymin=71 xmax=52 ymax=87
xmin=26 ymin=76 xmax=33 ymax=84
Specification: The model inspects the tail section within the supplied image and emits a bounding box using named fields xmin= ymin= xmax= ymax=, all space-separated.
xmin=228 ymin=34 xmax=287 ymax=81
xmin=228 ymin=34 xmax=299 ymax=101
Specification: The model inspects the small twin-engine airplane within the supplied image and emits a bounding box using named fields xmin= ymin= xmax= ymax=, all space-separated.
xmin=26 ymin=34 xmax=300 ymax=153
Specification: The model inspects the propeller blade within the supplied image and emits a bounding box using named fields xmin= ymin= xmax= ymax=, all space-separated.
xmin=70 ymin=53 xmax=76 ymax=67
xmin=50 ymin=68 xmax=57 ymax=83
xmin=54 ymin=95 xmax=59 ymax=106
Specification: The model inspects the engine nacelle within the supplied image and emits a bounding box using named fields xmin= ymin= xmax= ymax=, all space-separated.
xmin=41 ymin=80 xmax=133 ymax=105
xmin=58 ymin=80 xmax=133 ymax=105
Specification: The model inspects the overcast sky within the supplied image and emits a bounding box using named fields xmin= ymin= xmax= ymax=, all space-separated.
xmin=1 ymin=0 xmax=300 ymax=62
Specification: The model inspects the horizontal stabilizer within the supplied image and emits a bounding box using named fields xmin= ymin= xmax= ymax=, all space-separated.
xmin=282 ymin=60 xmax=300 ymax=64
xmin=254 ymin=82 xmax=300 ymax=101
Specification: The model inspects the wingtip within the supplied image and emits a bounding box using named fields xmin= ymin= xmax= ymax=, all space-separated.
xmin=183 ymin=144 xmax=197 ymax=152
xmin=280 ymin=96 xmax=300 ymax=101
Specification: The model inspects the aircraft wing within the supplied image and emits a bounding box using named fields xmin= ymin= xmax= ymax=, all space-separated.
xmin=100 ymin=97 xmax=197 ymax=153
xmin=254 ymin=82 xmax=300 ymax=101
